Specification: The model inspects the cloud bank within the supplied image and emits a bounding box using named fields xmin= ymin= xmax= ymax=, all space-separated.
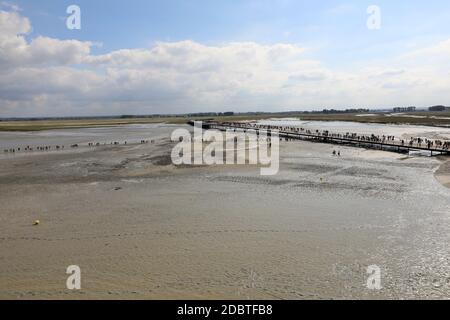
xmin=1 ymin=9 xmax=450 ymax=117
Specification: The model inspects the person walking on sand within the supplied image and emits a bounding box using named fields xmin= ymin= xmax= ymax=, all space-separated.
xmin=332 ymin=150 xmax=336 ymax=156
xmin=338 ymin=151 xmax=340 ymax=156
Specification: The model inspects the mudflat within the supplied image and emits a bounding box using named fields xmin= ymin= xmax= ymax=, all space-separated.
xmin=0 ymin=124 xmax=449 ymax=299
xmin=435 ymin=158 xmax=450 ymax=188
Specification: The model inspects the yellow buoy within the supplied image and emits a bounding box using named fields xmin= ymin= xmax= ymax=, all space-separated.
xmin=33 ymin=220 xmax=40 ymax=226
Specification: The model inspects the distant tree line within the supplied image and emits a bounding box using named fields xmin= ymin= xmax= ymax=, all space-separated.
xmin=428 ymin=105 xmax=450 ymax=111
xmin=318 ymin=108 xmax=370 ymax=114
xmin=4 ymin=106 xmax=450 ymax=122
xmin=186 ymin=112 xmax=235 ymax=117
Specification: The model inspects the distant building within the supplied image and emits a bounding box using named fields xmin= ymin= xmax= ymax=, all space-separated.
xmin=428 ymin=105 xmax=449 ymax=112
xmin=393 ymin=106 xmax=416 ymax=112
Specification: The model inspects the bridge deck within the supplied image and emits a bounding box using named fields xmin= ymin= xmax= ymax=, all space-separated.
xmin=204 ymin=122 xmax=450 ymax=156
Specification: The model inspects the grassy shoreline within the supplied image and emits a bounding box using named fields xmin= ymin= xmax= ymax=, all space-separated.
xmin=294 ymin=113 xmax=450 ymax=128
xmin=1 ymin=112 xmax=450 ymax=131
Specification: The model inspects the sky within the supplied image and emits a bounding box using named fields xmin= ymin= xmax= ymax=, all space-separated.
xmin=1 ymin=0 xmax=450 ymax=117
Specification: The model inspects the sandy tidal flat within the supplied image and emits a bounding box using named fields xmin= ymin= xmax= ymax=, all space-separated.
xmin=0 ymin=124 xmax=449 ymax=299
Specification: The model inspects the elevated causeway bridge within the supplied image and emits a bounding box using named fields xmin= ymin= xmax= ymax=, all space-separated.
xmin=189 ymin=121 xmax=450 ymax=156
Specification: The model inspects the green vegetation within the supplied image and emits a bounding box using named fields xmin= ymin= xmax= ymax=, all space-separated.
xmin=1 ymin=111 xmax=449 ymax=132
xmin=294 ymin=112 xmax=450 ymax=127
xmin=0 ymin=117 xmax=188 ymax=131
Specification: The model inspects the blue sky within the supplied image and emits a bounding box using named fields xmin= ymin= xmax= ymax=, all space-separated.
xmin=15 ymin=0 xmax=450 ymax=65
xmin=1 ymin=0 xmax=450 ymax=116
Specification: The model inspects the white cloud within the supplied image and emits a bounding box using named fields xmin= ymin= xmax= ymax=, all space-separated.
xmin=0 ymin=9 xmax=450 ymax=117
xmin=0 ymin=9 xmax=29 ymax=35
xmin=0 ymin=10 xmax=91 ymax=68
xmin=0 ymin=1 xmax=21 ymax=12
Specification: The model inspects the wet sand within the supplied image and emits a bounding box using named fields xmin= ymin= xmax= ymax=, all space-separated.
xmin=0 ymin=125 xmax=449 ymax=299
xmin=435 ymin=159 xmax=450 ymax=188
